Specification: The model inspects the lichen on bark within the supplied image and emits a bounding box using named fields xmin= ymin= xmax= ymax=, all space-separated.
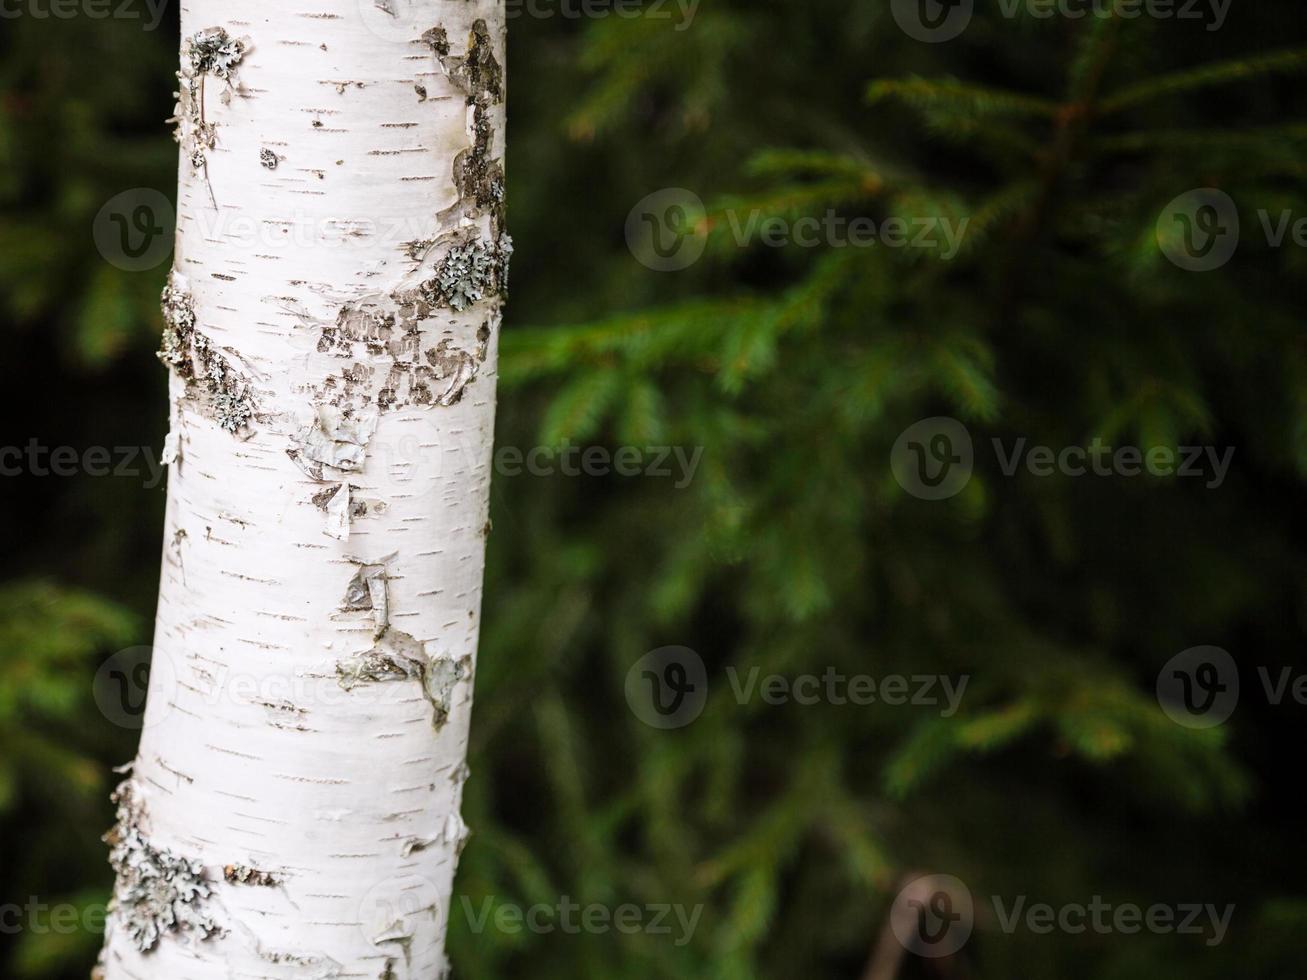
xmin=171 ymin=27 xmax=248 ymax=178
xmin=223 ymin=864 xmax=280 ymax=887
xmin=104 ymin=782 xmax=221 ymax=953
xmin=419 ymin=233 xmax=513 ymax=313
xmin=159 ymin=273 xmax=258 ymax=433
xmin=307 ymin=235 xmax=504 ymax=421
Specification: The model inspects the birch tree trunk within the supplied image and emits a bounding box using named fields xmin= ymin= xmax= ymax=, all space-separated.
xmin=98 ymin=3 xmax=507 ymax=977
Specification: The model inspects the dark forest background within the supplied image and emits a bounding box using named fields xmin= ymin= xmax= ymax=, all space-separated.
xmin=3 ymin=1 xmax=1307 ymax=977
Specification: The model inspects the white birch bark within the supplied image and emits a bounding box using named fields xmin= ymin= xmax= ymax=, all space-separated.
xmin=98 ymin=3 xmax=507 ymax=977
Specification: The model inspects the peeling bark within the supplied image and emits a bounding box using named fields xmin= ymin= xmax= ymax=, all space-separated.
xmin=101 ymin=4 xmax=505 ymax=977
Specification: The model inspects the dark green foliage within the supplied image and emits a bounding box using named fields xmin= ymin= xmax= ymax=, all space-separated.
xmin=4 ymin=3 xmax=1307 ymax=978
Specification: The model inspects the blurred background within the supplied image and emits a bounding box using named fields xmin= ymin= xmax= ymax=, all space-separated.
xmin=3 ymin=1 xmax=1307 ymax=977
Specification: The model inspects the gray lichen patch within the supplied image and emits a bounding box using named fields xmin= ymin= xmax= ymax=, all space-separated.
xmin=105 ymin=782 xmax=221 ymax=953
xmin=419 ymin=234 xmax=513 ymax=313
xmin=336 ymin=630 xmax=472 ymax=732
xmin=159 ymin=273 xmax=258 ymax=433
xmin=223 ymin=864 xmax=280 ymax=887
xmin=187 ymin=27 xmax=246 ymax=80
xmin=172 ymin=28 xmax=248 ymax=183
